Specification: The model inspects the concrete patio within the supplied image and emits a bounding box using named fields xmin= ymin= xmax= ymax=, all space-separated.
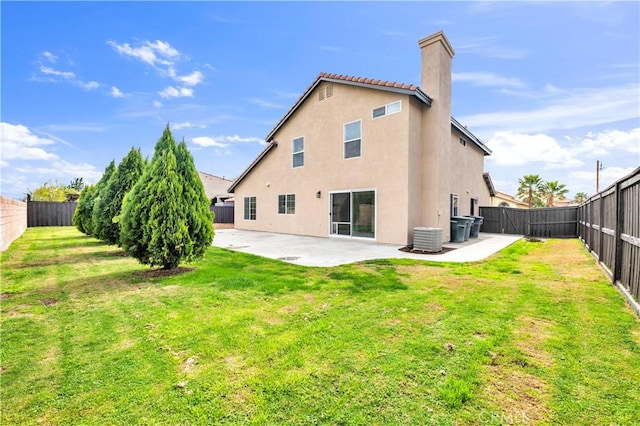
xmin=213 ymin=229 xmax=522 ymax=267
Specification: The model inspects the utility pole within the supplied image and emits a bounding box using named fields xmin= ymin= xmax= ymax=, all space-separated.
xmin=596 ymin=160 xmax=603 ymax=193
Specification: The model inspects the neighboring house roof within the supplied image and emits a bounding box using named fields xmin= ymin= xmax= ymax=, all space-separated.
xmin=483 ymin=172 xmax=496 ymax=197
xmin=229 ymin=72 xmax=490 ymax=193
xmin=493 ymin=191 xmax=530 ymax=208
xmin=198 ymin=171 xmax=234 ymax=200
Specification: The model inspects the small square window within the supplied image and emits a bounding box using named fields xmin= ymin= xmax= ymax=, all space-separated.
xmin=372 ymin=106 xmax=385 ymax=119
xmin=372 ymin=100 xmax=401 ymax=119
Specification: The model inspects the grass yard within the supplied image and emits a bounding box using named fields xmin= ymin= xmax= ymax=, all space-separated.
xmin=1 ymin=227 xmax=639 ymax=425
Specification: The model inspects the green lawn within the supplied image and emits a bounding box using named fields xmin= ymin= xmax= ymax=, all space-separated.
xmin=1 ymin=227 xmax=639 ymax=425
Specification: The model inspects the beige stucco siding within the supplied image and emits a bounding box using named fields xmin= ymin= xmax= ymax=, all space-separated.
xmin=234 ymin=83 xmax=413 ymax=244
xmin=448 ymin=129 xmax=491 ymax=217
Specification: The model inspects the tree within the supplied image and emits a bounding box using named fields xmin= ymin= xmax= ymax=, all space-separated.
xmin=73 ymin=185 xmax=96 ymax=234
xmin=28 ymin=180 xmax=68 ymax=202
xmin=120 ymin=125 xmax=213 ymax=269
xmin=539 ymin=180 xmax=569 ymax=207
xmin=516 ymin=174 xmax=544 ymax=208
xmin=574 ymin=192 xmax=588 ymax=204
xmin=83 ymin=160 xmax=116 ymax=236
xmin=93 ymin=148 xmax=145 ymax=244
xmin=68 ymin=177 xmax=85 ymax=192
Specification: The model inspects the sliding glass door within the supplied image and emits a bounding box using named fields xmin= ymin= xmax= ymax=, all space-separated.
xmin=330 ymin=190 xmax=375 ymax=239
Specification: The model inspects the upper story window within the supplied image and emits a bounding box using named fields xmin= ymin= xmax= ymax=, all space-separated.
xmin=459 ymin=137 xmax=467 ymax=147
xmin=372 ymin=100 xmax=402 ymax=119
xmin=344 ymin=120 xmax=361 ymax=159
xmin=293 ymin=137 xmax=304 ymax=168
xmin=244 ymin=196 xmax=256 ymax=220
xmin=278 ymin=194 xmax=296 ymax=215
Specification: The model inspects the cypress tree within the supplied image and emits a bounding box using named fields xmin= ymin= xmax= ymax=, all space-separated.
xmin=93 ymin=147 xmax=145 ymax=244
xmin=73 ymin=184 xmax=96 ymax=235
xmin=175 ymin=139 xmax=214 ymax=260
xmin=90 ymin=160 xmax=117 ymax=238
xmin=120 ymin=126 xmax=213 ymax=269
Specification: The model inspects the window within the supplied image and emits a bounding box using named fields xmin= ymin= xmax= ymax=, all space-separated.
xmin=450 ymin=194 xmax=459 ymax=217
xmin=459 ymin=138 xmax=467 ymax=147
xmin=372 ymin=100 xmax=401 ymax=119
xmin=278 ymin=194 xmax=296 ymax=215
xmin=344 ymin=120 xmax=361 ymax=159
xmin=292 ymin=137 xmax=304 ymax=168
xmin=244 ymin=196 xmax=256 ymax=220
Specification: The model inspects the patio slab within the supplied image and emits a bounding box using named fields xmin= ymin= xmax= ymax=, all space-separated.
xmin=213 ymin=229 xmax=522 ymax=267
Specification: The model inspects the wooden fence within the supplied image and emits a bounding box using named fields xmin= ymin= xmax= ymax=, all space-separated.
xmin=578 ymin=167 xmax=640 ymax=311
xmin=27 ymin=201 xmax=77 ymax=227
xmin=211 ymin=205 xmax=234 ymax=224
xmin=479 ymin=206 xmax=578 ymax=238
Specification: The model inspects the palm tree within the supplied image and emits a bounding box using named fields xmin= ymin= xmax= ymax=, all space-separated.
xmin=516 ymin=174 xmax=543 ymax=208
xmin=539 ymin=180 xmax=569 ymax=207
xmin=574 ymin=192 xmax=588 ymax=204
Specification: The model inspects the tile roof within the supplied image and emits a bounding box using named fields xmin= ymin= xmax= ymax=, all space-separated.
xmin=318 ymin=72 xmax=419 ymax=91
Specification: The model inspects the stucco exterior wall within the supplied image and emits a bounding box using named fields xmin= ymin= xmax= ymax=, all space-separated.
xmin=1 ymin=196 xmax=27 ymax=252
xmin=448 ymin=129 xmax=491 ymax=216
xmin=234 ymin=83 xmax=413 ymax=245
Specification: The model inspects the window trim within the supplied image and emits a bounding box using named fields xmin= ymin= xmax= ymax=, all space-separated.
xmin=372 ymin=100 xmax=402 ymax=120
xmin=278 ymin=194 xmax=296 ymax=215
xmin=292 ymin=136 xmax=304 ymax=168
xmin=343 ymin=119 xmax=362 ymax=160
xmin=450 ymin=193 xmax=459 ymax=217
xmin=243 ymin=196 xmax=257 ymax=221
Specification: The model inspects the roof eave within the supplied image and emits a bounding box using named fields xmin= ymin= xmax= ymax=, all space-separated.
xmin=451 ymin=117 xmax=492 ymax=155
xmin=228 ymin=141 xmax=278 ymax=193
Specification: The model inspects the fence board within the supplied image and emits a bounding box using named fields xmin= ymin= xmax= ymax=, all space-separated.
xmin=27 ymin=202 xmax=77 ymax=227
xmin=211 ymin=205 xmax=234 ymax=224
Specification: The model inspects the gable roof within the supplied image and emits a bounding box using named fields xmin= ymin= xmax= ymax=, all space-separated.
xmin=198 ymin=171 xmax=234 ymax=200
xmin=229 ymin=72 xmax=490 ymax=193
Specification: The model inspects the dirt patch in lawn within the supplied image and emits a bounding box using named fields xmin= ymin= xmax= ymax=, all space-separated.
xmin=136 ymin=267 xmax=195 ymax=278
xmin=513 ymin=316 xmax=555 ymax=368
xmin=41 ymin=298 xmax=59 ymax=306
xmin=399 ymin=245 xmax=456 ymax=255
xmin=481 ymin=365 xmax=550 ymax=424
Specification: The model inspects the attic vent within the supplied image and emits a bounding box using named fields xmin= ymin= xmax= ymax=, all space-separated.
xmin=318 ymin=87 xmax=325 ymax=101
xmin=326 ymin=84 xmax=333 ymax=97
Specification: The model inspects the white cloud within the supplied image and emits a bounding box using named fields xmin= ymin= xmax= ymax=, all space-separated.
xmin=247 ymin=98 xmax=285 ymax=109
xmin=574 ymin=128 xmax=640 ymax=157
xmin=42 ymin=51 xmax=58 ymax=63
xmin=192 ymin=136 xmax=228 ymax=148
xmin=487 ymin=131 xmax=584 ymax=168
xmin=110 ymin=86 xmax=127 ymax=98
xmin=40 ymin=65 xmax=75 ymax=79
xmin=153 ymin=100 xmax=163 ymax=108
xmin=0 ymin=122 xmax=59 ymax=161
xmin=174 ymin=70 xmax=204 ymax=86
xmin=173 ymin=122 xmax=206 ymax=130
xmin=459 ymin=84 xmax=639 ymax=134
xmin=158 ymin=86 xmax=194 ymax=99
xmin=78 ymin=80 xmax=99 ymax=91
xmin=192 ymin=134 xmax=265 ymax=148
xmin=456 ymin=38 xmax=528 ymax=60
xmin=107 ymin=39 xmax=180 ymax=67
xmin=42 ymin=124 xmax=105 ymax=133
xmin=453 ymin=72 xmax=525 ymax=88
xmin=569 ymin=166 xmax=636 ymax=190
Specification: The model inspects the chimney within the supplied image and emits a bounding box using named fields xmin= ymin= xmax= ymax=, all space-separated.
xmin=418 ymin=31 xmax=454 ymax=106
xmin=418 ymin=31 xmax=455 ymax=234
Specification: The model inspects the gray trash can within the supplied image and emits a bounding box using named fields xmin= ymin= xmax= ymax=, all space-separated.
xmin=450 ymin=220 xmax=465 ymax=243
xmin=451 ymin=216 xmax=473 ymax=242
xmin=466 ymin=215 xmax=483 ymax=238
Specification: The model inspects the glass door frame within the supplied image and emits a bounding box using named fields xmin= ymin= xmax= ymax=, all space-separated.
xmin=329 ymin=188 xmax=377 ymax=240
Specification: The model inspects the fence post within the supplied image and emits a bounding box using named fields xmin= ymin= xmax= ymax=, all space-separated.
xmin=598 ymin=193 xmax=604 ymax=261
xmin=613 ymin=181 xmax=623 ymax=284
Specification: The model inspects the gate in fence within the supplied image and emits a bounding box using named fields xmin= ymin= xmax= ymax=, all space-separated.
xmin=479 ymin=206 xmax=578 ymax=238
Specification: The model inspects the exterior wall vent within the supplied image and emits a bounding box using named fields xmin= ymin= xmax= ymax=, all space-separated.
xmin=326 ymin=84 xmax=333 ymax=97
xmin=318 ymin=87 xmax=325 ymax=101
xmin=413 ymin=227 xmax=443 ymax=252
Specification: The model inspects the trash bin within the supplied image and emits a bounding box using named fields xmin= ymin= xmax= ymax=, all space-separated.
xmin=450 ymin=220 xmax=465 ymax=243
xmin=466 ymin=215 xmax=483 ymax=239
xmin=452 ymin=216 xmax=474 ymax=241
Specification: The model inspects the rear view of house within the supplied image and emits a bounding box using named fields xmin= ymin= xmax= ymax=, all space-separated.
xmin=229 ymin=31 xmax=491 ymax=245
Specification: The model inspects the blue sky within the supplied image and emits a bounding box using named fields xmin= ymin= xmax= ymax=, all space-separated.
xmin=2 ymin=1 xmax=639 ymax=200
